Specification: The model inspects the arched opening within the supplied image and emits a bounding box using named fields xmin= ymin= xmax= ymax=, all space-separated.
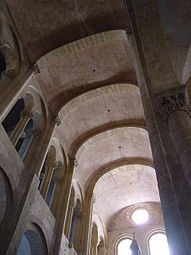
xmin=16 ymin=229 xmax=45 ymax=255
xmin=2 ymin=94 xmax=35 ymax=160
xmin=2 ymin=98 xmax=25 ymax=136
xmin=117 ymin=238 xmax=132 ymax=255
xmin=149 ymin=232 xmax=170 ymax=255
xmin=38 ymin=146 xmax=56 ymax=191
xmin=0 ymin=51 xmax=6 ymax=80
xmin=69 ymin=199 xmax=81 ymax=245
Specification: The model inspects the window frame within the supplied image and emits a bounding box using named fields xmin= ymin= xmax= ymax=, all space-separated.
xmin=115 ymin=234 xmax=133 ymax=255
xmin=147 ymin=229 xmax=169 ymax=255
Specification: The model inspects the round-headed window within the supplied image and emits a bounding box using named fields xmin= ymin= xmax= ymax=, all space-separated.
xmin=117 ymin=238 xmax=132 ymax=255
xmin=17 ymin=229 xmax=45 ymax=255
xmin=149 ymin=233 xmax=170 ymax=255
xmin=132 ymin=209 xmax=149 ymax=225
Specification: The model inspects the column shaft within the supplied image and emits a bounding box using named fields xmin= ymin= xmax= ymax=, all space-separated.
xmin=127 ymin=32 xmax=190 ymax=254
xmin=51 ymin=164 xmax=74 ymax=255
xmin=50 ymin=162 xmax=65 ymax=216
xmin=80 ymin=193 xmax=93 ymax=255
xmin=65 ymin=191 xmax=75 ymax=239
xmin=35 ymin=120 xmax=57 ymax=177
xmin=40 ymin=164 xmax=55 ymax=198
xmin=168 ymin=110 xmax=191 ymax=185
xmin=10 ymin=113 xmax=31 ymax=146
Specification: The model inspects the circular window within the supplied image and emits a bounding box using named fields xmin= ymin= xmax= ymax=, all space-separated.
xmin=132 ymin=209 xmax=149 ymax=225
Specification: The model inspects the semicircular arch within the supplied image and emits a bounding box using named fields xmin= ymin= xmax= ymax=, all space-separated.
xmin=16 ymin=224 xmax=48 ymax=255
xmin=74 ymin=126 xmax=152 ymax=190
xmin=33 ymin=30 xmax=137 ymax=113
xmin=92 ymin=164 xmax=159 ymax=228
xmin=56 ymin=83 xmax=145 ymax=156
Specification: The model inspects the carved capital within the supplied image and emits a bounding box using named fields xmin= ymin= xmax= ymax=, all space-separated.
xmin=155 ymin=84 xmax=191 ymax=121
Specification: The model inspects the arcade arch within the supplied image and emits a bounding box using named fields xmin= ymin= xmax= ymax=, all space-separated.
xmin=16 ymin=229 xmax=47 ymax=255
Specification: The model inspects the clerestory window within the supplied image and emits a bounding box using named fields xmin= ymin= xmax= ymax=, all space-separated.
xmin=149 ymin=232 xmax=170 ymax=255
xmin=117 ymin=238 xmax=132 ymax=255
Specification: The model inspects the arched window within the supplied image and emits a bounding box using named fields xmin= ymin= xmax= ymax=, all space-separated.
xmin=2 ymin=94 xmax=35 ymax=160
xmin=38 ymin=146 xmax=56 ymax=191
xmin=117 ymin=238 xmax=132 ymax=255
xmin=69 ymin=199 xmax=81 ymax=245
xmin=149 ymin=232 xmax=170 ymax=255
xmin=2 ymin=98 xmax=25 ymax=136
xmin=17 ymin=229 xmax=46 ymax=255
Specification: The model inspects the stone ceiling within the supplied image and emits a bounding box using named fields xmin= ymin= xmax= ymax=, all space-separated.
xmin=6 ymin=0 xmax=191 ymax=83
xmin=9 ymin=0 xmax=191 ymax=238
xmin=32 ymin=30 xmax=137 ymax=113
xmin=56 ymin=83 xmax=144 ymax=155
xmin=93 ymin=165 xmax=159 ymax=228
xmin=6 ymin=0 xmax=130 ymax=62
xmin=74 ymin=127 xmax=152 ymax=190
xmin=29 ymin=27 xmax=155 ymax=234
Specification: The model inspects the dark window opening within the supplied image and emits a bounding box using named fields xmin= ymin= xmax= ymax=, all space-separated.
xmin=2 ymin=98 xmax=25 ymax=136
xmin=0 ymin=51 xmax=6 ymax=80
